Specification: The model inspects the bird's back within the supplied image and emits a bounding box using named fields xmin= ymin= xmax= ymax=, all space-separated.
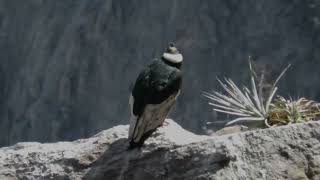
xmin=132 ymin=60 xmax=182 ymax=116
xmin=128 ymin=43 xmax=183 ymax=149
xmin=128 ymin=59 xmax=182 ymax=148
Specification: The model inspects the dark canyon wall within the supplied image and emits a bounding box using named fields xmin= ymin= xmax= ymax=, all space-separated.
xmin=0 ymin=0 xmax=319 ymax=146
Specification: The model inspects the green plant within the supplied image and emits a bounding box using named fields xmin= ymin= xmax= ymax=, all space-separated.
xmin=268 ymin=96 xmax=320 ymax=126
xmin=203 ymin=58 xmax=291 ymax=127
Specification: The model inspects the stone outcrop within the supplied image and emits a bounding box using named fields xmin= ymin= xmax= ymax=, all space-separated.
xmin=1 ymin=119 xmax=319 ymax=180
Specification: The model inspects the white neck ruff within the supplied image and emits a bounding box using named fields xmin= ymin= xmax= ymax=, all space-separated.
xmin=162 ymin=53 xmax=183 ymax=63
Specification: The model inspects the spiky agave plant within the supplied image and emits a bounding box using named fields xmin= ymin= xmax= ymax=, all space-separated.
xmin=204 ymin=59 xmax=291 ymax=127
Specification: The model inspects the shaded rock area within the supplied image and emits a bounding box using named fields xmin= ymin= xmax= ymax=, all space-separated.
xmin=0 ymin=0 xmax=320 ymax=146
xmin=0 ymin=119 xmax=319 ymax=180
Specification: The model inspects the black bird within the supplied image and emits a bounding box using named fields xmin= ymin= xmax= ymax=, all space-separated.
xmin=128 ymin=43 xmax=183 ymax=148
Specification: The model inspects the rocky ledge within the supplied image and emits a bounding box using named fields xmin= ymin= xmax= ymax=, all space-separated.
xmin=0 ymin=119 xmax=320 ymax=180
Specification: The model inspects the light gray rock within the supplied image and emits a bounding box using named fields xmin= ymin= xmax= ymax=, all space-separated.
xmin=0 ymin=119 xmax=319 ymax=180
xmin=213 ymin=125 xmax=249 ymax=136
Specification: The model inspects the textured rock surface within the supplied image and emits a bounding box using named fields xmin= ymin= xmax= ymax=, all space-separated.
xmin=0 ymin=0 xmax=320 ymax=146
xmin=1 ymin=119 xmax=319 ymax=180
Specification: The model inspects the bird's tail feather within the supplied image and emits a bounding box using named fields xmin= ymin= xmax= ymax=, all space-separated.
xmin=128 ymin=129 xmax=157 ymax=149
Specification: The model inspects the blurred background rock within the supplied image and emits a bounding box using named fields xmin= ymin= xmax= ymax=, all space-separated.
xmin=0 ymin=0 xmax=319 ymax=146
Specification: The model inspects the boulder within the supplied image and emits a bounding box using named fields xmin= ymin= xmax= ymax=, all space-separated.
xmin=0 ymin=119 xmax=319 ymax=180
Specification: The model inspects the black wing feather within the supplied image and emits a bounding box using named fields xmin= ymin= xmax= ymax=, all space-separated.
xmin=132 ymin=60 xmax=182 ymax=116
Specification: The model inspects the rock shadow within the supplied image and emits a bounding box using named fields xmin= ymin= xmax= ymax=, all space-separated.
xmin=83 ymin=138 xmax=141 ymax=180
xmin=83 ymin=137 xmax=234 ymax=180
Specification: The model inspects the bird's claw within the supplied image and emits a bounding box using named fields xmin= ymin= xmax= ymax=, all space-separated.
xmin=161 ymin=121 xmax=169 ymax=126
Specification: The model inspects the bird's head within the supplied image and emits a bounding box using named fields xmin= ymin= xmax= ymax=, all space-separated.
xmin=162 ymin=42 xmax=183 ymax=64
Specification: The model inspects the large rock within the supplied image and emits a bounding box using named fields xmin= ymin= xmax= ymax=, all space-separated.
xmin=0 ymin=119 xmax=319 ymax=180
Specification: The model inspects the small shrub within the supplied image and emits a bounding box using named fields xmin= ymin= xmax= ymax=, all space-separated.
xmin=205 ymin=58 xmax=320 ymax=128
xmin=268 ymin=96 xmax=320 ymax=126
xmin=203 ymin=58 xmax=291 ymax=127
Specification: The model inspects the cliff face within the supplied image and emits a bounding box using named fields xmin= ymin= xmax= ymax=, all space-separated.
xmin=0 ymin=0 xmax=320 ymax=146
xmin=1 ymin=119 xmax=320 ymax=180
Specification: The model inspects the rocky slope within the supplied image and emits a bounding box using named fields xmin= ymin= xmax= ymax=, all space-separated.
xmin=0 ymin=0 xmax=320 ymax=146
xmin=0 ymin=119 xmax=319 ymax=180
